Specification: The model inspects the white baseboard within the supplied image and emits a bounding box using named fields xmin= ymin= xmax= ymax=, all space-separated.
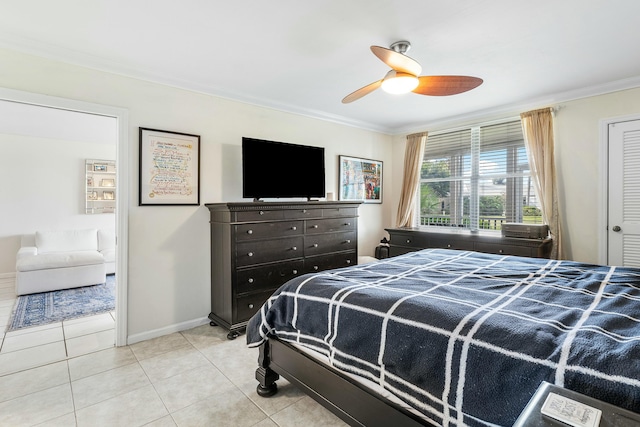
xmin=0 ymin=272 xmax=16 ymax=280
xmin=126 ymin=316 xmax=211 ymax=345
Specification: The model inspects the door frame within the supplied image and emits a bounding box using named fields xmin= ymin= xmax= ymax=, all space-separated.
xmin=599 ymin=113 xmax=640 ymax=266
xmin=0 ymin=87 xmax=129 ymax=346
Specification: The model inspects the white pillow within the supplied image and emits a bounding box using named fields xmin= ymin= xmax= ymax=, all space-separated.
xmin=36 ymin=229 xmax=98 ymax=253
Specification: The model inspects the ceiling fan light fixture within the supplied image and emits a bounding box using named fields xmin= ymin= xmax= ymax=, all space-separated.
xmin=381 ymin=70 xmax=419 ymax=94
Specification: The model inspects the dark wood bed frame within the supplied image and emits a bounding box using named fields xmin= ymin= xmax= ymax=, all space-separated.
xmin=255 ymin=338 xmax=427 ymax=427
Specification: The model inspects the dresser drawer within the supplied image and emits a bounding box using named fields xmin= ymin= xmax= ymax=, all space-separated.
xmin=235 ymin=221 xmax=303 ymax=241
xmin=305 ymin=232 xmax=356 ymax=256
xmin=429 ymin=238 xmax=474 ymax=251
xmin=305 ymin=252 xmax=356 ymax=273
xmin=236 ymin=236 xmax=304 ymax=267
xmin=235 ymin=209 xmax=284 ymax=222
xmin=306 ymin=217 xmax=356 ymax=234
xmin=322 ymin=207 xmax=357 ymax=218
xmin=475 ymin=242 xmax=533 ymax=257
xmin=236 ymin=290 xmax=275 ymax=322
xmin=283 ymin=208 xmax=320 ymax=219
xmin=389 ymin=232 xmax=430 ymax=249
xmin=236 ymin=260 xmax=304 ymax=294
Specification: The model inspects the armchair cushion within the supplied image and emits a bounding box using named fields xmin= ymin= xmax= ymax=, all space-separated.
xmin=16 ymin=251 xmax=104 ymax=272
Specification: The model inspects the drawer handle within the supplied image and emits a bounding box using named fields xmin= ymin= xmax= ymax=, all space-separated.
xmin=345 ymin=240 xmax=351 ymax=244
xmin=313 ymin=243 xmax=319 ymax=247
xmin=344 ymin=222 xmax=351 ymax=226
xmin=302 ymin=209 xmax=307 ymax=213
xmin=248 ymin=303 xmax=254 ymax=309
xmin=248 ymin=252 xmax=254 ymax=257
xmin=259 ymin=211 xmax=264 ymax=215
xmin=313 ymin=266 xmax=319 ymax=271
xmin=346 ymin=260 xmax=351 ymax=264
xmin=312 ymin=225 xmax=319 ymax=229
xmin=406 ymin=239 xmax=411 ymax=243
xmin=292 ymin=269 xmax=298 ymax=274
xmin=499 ymin=249 xmax=504 ymax=254
xmin=447 ymin=244 xmax=451 ymax=248
xmin=247 ymin=230 xmax=253 ymax=234
xmin=291 ymin=226 xmax=297 ymax=230
xmin=291 ymin=246 xmax=297 ymax=251
xmin=248 ymin=278 xmax=254 ymax=283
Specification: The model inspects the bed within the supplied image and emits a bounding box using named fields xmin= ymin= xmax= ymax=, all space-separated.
xmin=246 ymin=249 xmax=640 ymax=426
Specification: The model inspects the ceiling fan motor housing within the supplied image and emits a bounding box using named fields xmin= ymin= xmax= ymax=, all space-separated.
xmin=390 ymin=41 xmax=411 ymax=54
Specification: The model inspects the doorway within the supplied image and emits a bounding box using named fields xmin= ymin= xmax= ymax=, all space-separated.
xmin=605 ymin=116 xmax=640 ymax=267
xmin=0 ymin=87 xmax=128 ymax=346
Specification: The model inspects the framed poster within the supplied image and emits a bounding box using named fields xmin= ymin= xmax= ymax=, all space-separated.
xmin=139 ymin=128 xmax=200 ymax=206
xmin=339 ymin=156 xmax=383 ymax=203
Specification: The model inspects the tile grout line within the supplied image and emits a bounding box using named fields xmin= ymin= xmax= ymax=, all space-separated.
xmin=188 ymin=331 xmax=277 ymax=424
xmin=139 ymin=336 xmax=181 ymax=425
xmin=61 ymin=319 xmax=68 ymax=358
xmin=65 ymin=359 xmax=79 ymax=426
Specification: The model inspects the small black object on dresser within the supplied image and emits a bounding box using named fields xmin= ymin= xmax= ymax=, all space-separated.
xmin=206 ymin=201 xmax=361 ymax=339
xmin=385 ymin=227 xmax=553 ymax=259
xmin=374 ymin=237 xmax=390 ymax=259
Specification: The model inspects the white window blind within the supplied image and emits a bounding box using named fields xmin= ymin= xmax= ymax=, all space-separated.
xmin=418 ymin=120 xmax=540 ymax=231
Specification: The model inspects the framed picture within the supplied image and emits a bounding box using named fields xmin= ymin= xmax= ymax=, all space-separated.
xmin=94 ymin=164 xmax=107 ymax=172
xmin=101 ymin=178 xmax=115 ymax=187
xmin=103 ymin=191 xmax=115 ymax=200
xmin=139 ymin=128 xmax=201 ymax=206
xmin=339 ymin=156 xmax=383 ymax=203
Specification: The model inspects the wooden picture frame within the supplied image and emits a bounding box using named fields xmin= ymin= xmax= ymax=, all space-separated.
xmin=139 ymin=128 xmax=200 ymax=206
xmin=339 ymin=156 xmax=383 ymax=203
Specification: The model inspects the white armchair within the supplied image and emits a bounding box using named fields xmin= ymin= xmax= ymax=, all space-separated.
xmin=15 ymin=229 xmax=113 ymax=296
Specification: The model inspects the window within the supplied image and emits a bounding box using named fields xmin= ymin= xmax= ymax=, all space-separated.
xmin=418 ymin=120 xmax=541 ymax=231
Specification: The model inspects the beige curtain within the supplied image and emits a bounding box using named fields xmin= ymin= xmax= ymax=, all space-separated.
xmin=396 ymin=132 xmax=427 ymax=227
xmin=520 ymin=108 xmax=562 ymax=259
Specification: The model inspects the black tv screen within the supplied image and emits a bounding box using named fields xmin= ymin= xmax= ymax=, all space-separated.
xmin=242 ymin=137 xmax=325 ymax=200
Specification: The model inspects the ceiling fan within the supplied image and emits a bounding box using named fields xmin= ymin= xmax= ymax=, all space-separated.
xmin=342 ymin=41 xmax=483 ymax=104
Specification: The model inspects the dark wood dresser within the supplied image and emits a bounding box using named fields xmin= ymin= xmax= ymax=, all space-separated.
xmin=385 ymin=227 xmax=552 ymax=259
xmin=206 ymin=201 xmax=361 ymax=339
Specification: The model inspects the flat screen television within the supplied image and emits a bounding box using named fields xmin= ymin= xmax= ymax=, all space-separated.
xmin=242 ymin=137 xmax=325 ymax=201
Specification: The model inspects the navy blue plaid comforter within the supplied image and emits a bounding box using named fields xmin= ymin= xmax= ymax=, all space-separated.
xmin=246 ymin=249 xmax=640 ymax=426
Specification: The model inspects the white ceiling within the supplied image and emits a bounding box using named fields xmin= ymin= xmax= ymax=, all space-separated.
xmin=1 ymin=0 xmax=639 ymax=134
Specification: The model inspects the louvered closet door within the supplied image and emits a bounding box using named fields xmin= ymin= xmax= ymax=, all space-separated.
xmin=608 ymin=119 xmax=640 ymax=266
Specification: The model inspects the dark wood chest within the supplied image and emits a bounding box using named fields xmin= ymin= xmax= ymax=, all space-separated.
xmin=206 ymin=201 xmax=361 ymax=338
xmin=385 ymin=227 xmax=552 ymax=259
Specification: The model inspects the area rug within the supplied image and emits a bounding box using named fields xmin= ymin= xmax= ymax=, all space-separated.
xmin=6 ymin=274 xmax=115 ymax=332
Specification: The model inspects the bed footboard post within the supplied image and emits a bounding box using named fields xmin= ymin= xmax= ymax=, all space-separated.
xmin=255 ymin=341 xmax=279 ymax=397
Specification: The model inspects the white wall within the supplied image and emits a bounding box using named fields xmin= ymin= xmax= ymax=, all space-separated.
xmin=554 ymin=87 xmax=640 ymax=263
xmin=390 ymin=88 xmax=640 ymax=264
xmin=0 ymin=48 xmax=393 ymax=340
xmin=0 ymin=133 xmax=116 ymax=273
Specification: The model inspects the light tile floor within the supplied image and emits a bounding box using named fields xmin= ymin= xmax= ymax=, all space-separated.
xmin=0 ymin=276 xmax=347 ymax=426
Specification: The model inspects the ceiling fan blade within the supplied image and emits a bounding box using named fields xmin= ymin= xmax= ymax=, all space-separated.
xmin=370 ymin=46 xmax=422 ymax=76
xmin=413 ymin=76 xmax=483 ymax=96
xmin=342 ymin=80 xmax=383 ymax=103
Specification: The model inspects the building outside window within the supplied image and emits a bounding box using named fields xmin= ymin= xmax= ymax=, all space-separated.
xmin=417 ymin=119 xmax=542 ymax=231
